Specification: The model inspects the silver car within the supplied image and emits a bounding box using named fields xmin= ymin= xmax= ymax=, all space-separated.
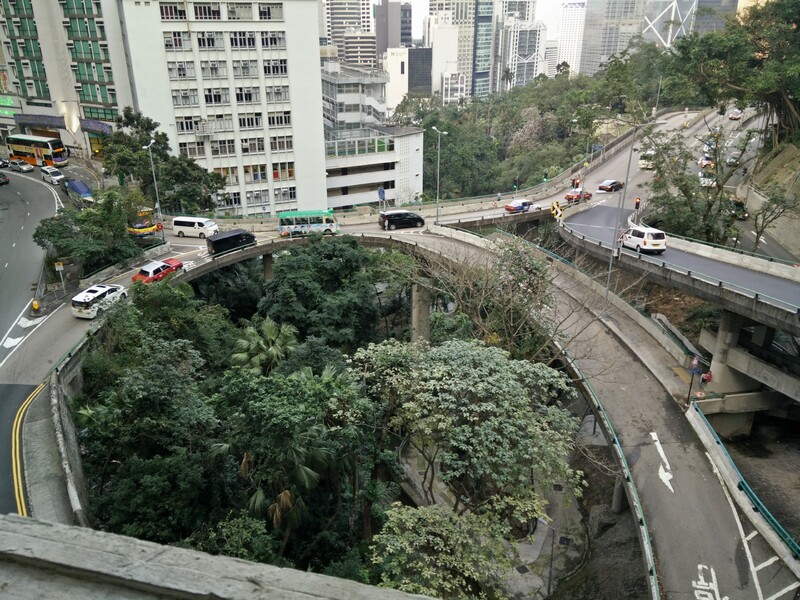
xmin=9 ymin=159 xmax=33 ymax=172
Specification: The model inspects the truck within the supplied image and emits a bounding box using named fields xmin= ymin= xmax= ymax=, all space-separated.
xmin=62 ymin=178 xmax=95 ymax=209
xmin=206 ymin=229 xmax=256 ymax=256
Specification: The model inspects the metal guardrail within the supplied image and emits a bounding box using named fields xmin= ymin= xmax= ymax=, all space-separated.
xmin=690 ymin=401 xmax=800 ymax=559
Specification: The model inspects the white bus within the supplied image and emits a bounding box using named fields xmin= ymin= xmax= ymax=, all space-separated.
xmin=172 ymin=216 xmax=219 ymax=238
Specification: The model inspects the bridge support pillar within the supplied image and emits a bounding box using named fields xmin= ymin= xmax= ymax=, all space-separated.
xmin=611 ymin=475 xmax=628 ymax=513
xmin=263 ymin=254 xmax=274 ymax=280
xmin=708 ymin=311 xmax=759 ymax=394
xmin=410 ymin=284 xmax=431 ymax=342
xmin=706 ymin=412 xmax=755 ymax=438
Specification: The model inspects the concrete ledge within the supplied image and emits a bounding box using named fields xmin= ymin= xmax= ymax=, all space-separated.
xmin=669 ymin=238 xmax=800 ymax=283
xmin=685 ymin=406 xmax=800 ymax=580
xmin=0 ymin=515 xmax=434 ymax=600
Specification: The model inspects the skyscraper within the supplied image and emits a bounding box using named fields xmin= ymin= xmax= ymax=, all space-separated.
xmin=579 ymin=0 xmax=646 ymax=76
xmin=326 ymin=0 xmax=373 ymax=58
xmin=428 ymin=0 xmax=475 ymax=95
xmin=558 ymin=1 xmax=586 ymax=77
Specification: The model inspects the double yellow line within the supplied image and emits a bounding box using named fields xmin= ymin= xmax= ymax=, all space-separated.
xmin=11 ymin=382 xmax=45 ymax=517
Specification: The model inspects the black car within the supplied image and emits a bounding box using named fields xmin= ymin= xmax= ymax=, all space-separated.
xmin=379 ymin=210 xmax=425 ymax=230
xmin=0 ymin=158 xmax=8 ymax=168
xmin=0 ymin=174 xmax=9 ymax=185
xmin=598 ymin=179 xmax=625 ymax=192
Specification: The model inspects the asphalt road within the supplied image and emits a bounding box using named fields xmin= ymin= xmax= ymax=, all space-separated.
xmin=0 ymin=383 xmax=36 ymax=515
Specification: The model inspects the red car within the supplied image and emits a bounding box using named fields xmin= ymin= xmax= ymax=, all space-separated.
xmin=564 ymin=188 xmax=592 ymax=203
xmin=132 ymin=258 xmax=184 ymax=284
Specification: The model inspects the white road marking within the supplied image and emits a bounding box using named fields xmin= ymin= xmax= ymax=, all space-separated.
xmin=704 ymin=452 xmax=764 ymax=600
xmin=0 ymin=305 xmax=63 ymax=370
xmin=17 ymin=317 xmax=43 ymax=329
xmin=2 ymin=336 xmax=23 ymax=349
xmin=692 ymin=564 xmax=729 ymax=600
xmin=746 ymin=530 xmax=760 ymax=541
xmin=764 ymin=582 xmax=800 ymax=600
xmin=755 ymin=556 xmax=779 ymax=571
xmin=12 ymin=242 xmax=15 ymax=248
xmin=650 ymin=432 xmax=675 ymax=493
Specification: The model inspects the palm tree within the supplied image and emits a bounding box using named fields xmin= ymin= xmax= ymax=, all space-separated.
xmin=231 ymin=316 xmax=299 ymax=374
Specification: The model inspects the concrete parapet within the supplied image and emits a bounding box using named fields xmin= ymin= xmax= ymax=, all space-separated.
xmin=669 ymin=238 xmax=800 ymax=283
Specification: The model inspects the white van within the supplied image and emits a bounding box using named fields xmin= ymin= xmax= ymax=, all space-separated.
xmin=41 ymin=166 xmax=66 ymax=185
xmin=620 ymin=224 xmax=667 ymax=254
xmin=172 ymin=216 xmax=219 ymax=238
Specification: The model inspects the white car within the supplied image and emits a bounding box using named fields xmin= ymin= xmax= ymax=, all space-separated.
xmin=41 ymin=166 xmax=66 ymax=185
xmin=71 ymin=283 xmax=128 ymax=319
xmin=619 ymin=224 xmax=667 ymax=254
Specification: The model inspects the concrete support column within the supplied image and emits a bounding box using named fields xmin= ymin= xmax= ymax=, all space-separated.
xmin=709 ymin=311 xmax=758 ymax=394
xmin=410 ymin=284 xmax=431 ymax=342
xmin=611 ymin=475 xmax=628 ymax=514
xmin=263 ymin=254 xmax=274 ymax=280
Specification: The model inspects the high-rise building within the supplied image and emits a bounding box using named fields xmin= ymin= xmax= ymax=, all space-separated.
xmin=579 ymin=0 xmax=646 ymax=76
xmin=325 ymin=0 xmax=373 ymax=59
xmin=544 ymin=40 xmax=559 ymax=77
xmin=343 ymin=28 xmax=377 ymax=67
xmin=471 ymin=0 xmax=494 ymax=97
xmin=400 ymin=3 xmax=412 ymax=45
xmin=408 ymin=47 xmax=432 ymax=94
xmin=428 ymin=0 xmax=475 ymax=95
xmin=423 ymin=13 xmax=459 ymax=97
xmin=691 ymin=0 xmax=737 ymax=35
xmin=558 ymin=1 xmax=586 ymax=77
xmin=641 ymin=0 xmax=695 ymax=46
xmin=322 ymin=61 xmax=387 ymax=131
xmin=0 ymin=0 xmax=328 ymax=217
xmin=493 ymin=18 xmax=547 ymax=92
xmin=374 ymin=0 xmax=401 ymax=60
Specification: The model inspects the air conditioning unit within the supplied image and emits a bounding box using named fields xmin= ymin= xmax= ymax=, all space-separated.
xmin=65 ymin=40 xmax=74 ymax=48
xmin=11 ymin=18 xmax=21 ymax=25
xmin=74 ymin=83 xmax=82 ymax=91
xmin=62 ymin=19 xmax=70 ymax=26
xmin=95 ymin=17 xmax=104 ymax=25
xmin=99 ymin=41 xmax=108 ymax=48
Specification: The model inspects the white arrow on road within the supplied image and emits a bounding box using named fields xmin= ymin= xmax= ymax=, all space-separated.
xmin=650 ymin=432 xmax=675 ymax=493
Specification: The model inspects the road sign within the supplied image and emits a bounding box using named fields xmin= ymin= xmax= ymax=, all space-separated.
xmin=54 ymin=261 xmax=64 ymax=272
xmin=378 ymin=187 xmax=385 ymax=201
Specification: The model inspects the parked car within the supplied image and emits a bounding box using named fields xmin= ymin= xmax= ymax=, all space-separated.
xmin=378 ymin=210 xmax=425 ymax=230
xmin=598 ymin=179 xmax=624 ymax=192
xmin=698 ymin=155 xmax=715 ymax=169
xmin=0 ymin=173 xmax=9 ymax=186
xmin=725 ymin=152 xmax=741 ymax=166
xmin=41 ymin=165 xmax=66 ymax=185
xmin=619 ymin=224 xmax=667 ymax=254
xmin=131 ymin=258 xmax=184 ymax=284
xmin=0 ymin=158 xmax=9 ymax=168
xmin=731 ymin=200 xmax=749 ymax=221
xmin=9 ymin=159 xmax=33 ymax=172
xmin=71 ymin=283 xmax=128 ymax=319
xmin=564 ymin=188 xmax=592 ymax=203
xmin=504 ymin=198 xmax=539 ymax=213
xmin=729 ymin=109 xmax=743 ymax=120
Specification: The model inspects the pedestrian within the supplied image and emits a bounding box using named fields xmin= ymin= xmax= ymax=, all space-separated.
xmin=700 ymin=371 xmax=712 ymax=389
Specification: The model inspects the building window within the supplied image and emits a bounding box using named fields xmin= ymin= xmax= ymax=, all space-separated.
xmin=230 ymin=31 xmax=257 ymax=48
xmin=164 ymin=31 xmax=191 ymax=50
xmin=258 ymin=3 xmax=283 ymax=20
xmin=194 ymin=3 xmax=222 ymax=20
xmin=263 ymin=59 xmax=287 ymax=76
xmin=274 ymin=186 xmax=296 ymax=202
xmin=211 ymin=139 xmax=237 ymax=156
xmin=260 ymin=31 xmax=286 ymax=49
xmin=267 ymin=111 xmax=291 ymax=127
xmin=178 ymin=141 xmax=206 ymax=158
xmin=83 ymin=107 xmax=118 ymax=120
xmin=167 ymin=61 xmax=196 ymax=79
xmin=197 ymin=31 xmax=224 ymax=48
xmin=176 ymin=116 xmax=198 ymax=132
xmin=264 ymin=85 xmax=290 ymax=102
xmin=201 ymin=60 xmax=227 ymax=78
xmin=241 ymin=137 xmax=266 ymax=153
xmin=172 ymin=89 xmax=199 ymax=106
xmin=272 ymin=161 xmax=295 ymax=181
xmin=269 ymin=135 xmax=293 ymax=151
xmin=235 ymin=87 xmax=260 ymax=103
xmin=204 ymin=87 xmax=230 ymax=104
xmin=232 ymin=60 xmax=258 ymax=77
xmin=239 ymin=113 xmax=262 ymax=129
xmin=245 ymin=164 xmax=269 ymax=182
xmin=160 ymin=2 xmax=187 ymax=19
xmin=227 ymin=2 xmax=253 ymax=19
xmin=209 ymin=113 xmax=234 ymax=131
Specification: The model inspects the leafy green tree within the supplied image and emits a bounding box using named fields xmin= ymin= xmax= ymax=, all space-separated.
xmin=669 ymin=0 xmax=800 ymax=143
xmin=193 ymin=259 xmax=264 ymax=322
xmin=258 ymin=236 xmax=384 ymax=351
xmin=185 ymin=510 xmax=284 ymax=564
xmin=371 ymin=504 xmax=515 ymax=599
xmin=231 ymin=316 xmax=299 ymax=375
xmin=749 ymin=184 xmax=800 ymax=252
xmin=33 ymin=190 xmax=142 ymax=272
xmin=273 ymin=336 xmax=347 ymax=377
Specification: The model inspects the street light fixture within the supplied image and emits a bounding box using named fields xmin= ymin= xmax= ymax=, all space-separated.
xmin=142 ymin=139 xmax=165 ymax=241
xmin=431 ymin=126 xmax=448 ymax=224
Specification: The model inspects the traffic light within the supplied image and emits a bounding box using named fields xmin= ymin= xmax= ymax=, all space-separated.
xmin=634 ymin=197 xmax=641 ymax=210
xmin=543 ymin=172 xmax=548 ymax=183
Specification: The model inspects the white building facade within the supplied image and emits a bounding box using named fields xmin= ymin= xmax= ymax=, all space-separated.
xmin=558 ymin=1 xmax=586 ymax=77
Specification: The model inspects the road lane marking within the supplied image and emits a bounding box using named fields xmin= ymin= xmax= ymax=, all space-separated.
xmin=704 ymin=452 xmax=764 ymax=600
xmin=746 ymin=530 xmax=759 ymax=541
xmin=755 ymin=556 xmax=779 ymax=571
xmin=0 ymin=304 xmax=63 ymax=371
xmin=12 ymin=382 xmax=46 ymax=517
xmin=764 ymin=582 xmax=800 ymax=600
xmin=692 ymin=564 xmax=729 ymax=600
xmin=650 ymin=431 xmax=674 ymax=493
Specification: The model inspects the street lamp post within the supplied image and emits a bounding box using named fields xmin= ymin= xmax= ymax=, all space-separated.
xmin=143 ymin=139 xmax=165 ymax=241
xmin=431 ymin=126 xmax=448 ymax=225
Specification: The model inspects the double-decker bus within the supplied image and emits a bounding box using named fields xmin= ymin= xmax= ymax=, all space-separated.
xmin=7 ymin=134 xmax=69 ymax=167
xmin=278 ymin=209 xmax=340 ymax=237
